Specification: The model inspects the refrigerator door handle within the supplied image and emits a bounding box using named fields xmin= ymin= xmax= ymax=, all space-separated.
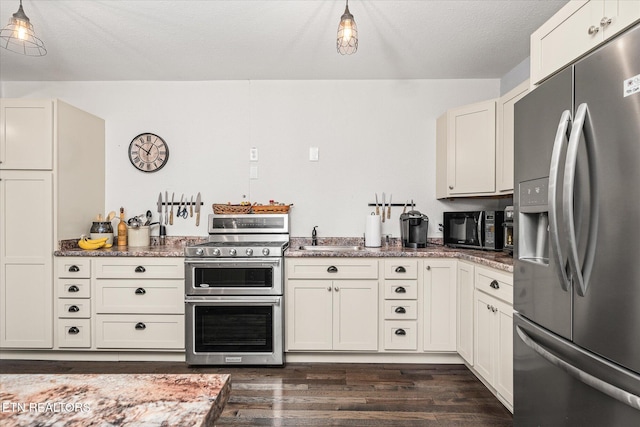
xmin=548 ymin=110 xmax=572 ymax=292
xmin=563 ymin=103 xmax=599 ymax=297
xmin=516 ymin=325 xmax=640 ymax=411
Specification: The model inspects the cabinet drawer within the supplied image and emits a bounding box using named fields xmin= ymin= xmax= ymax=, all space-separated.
xmin=384 ymin=300 xmax=417 ymax=320
xmin=57 ymin=299 xmax=90 ymax=319
xmin=475 ymin=267 xmax=513 ymax=305
xmin=57 ymin=278 xmax=90 ymax=298
xmin=384 ymin=321 xmax=418 ymax=351
xmin=384 ymin=259 xmax=418 ymax=279
xmin=56 ymin=258 xmax=90 ymax=278
xmin=95 ymin=315 xmax=184 ymax=349
xmin=95 ymin=280 xmax=184 ymax=314
xmin=384 ymin=281 xmax=418 ymax=300
xmin=94 ymin=258 xmax=185 ymax=279
xmin=287 ymin=258 xmax=378 ymax=279
xmin=57 ymin=319 xmax=91 ymax=348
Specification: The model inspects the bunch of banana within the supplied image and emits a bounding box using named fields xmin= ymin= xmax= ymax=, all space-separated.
xmin=77 ymin=235 xmax=113 ymax=250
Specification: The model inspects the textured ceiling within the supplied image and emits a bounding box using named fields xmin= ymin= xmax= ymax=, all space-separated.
xmin=0 ymin=0 xmax=568 ymax=81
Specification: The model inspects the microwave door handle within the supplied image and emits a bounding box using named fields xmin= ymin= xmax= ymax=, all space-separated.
xmin=563 ymin=103 xmax=599 ymax=298
xmin=548 ymin=110 xmax=572 ymax=292
xmin=477 ymin=212 xmax=483 ymax=248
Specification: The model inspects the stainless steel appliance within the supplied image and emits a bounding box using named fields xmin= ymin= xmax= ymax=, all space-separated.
xmin=399 ymin=210 xmax=429 ymax=248
xmin=503 ymin=206 xmax=514 ymax=254
xmin=442 ymin=210 xmax=503 ymax=251
xmin=513 ymin=23 xmax=640 ymax=426
xmin=184 ymin=213 xmax=289 ymax=366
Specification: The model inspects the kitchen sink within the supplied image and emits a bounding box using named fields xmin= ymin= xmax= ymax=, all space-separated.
xmin=298 ymin=245 xmax=364 ymax=251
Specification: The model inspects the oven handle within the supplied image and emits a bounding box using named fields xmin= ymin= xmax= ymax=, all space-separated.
xmin=185 ymin=296 xmax=281 ymax=306
xmin=185 ymin=258 xmax=281 ymax=268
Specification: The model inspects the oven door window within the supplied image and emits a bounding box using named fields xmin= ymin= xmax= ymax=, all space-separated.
xmin=194 ymin=305 xmax=273 ymax=353
xmin=195 ymin=266 xmax=273 ymax=288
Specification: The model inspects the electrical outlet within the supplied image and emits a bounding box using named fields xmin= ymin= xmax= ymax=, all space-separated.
xmin=249 ymin=147 xmax=259 ymax=161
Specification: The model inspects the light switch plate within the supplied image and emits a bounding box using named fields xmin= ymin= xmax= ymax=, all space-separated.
xmin=309 ymin=147 xmax=319 ymax=161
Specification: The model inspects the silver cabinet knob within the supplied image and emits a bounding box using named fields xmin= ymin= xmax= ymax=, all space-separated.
xmin=588 ymin=25 xmax=600 ymax=35
xmin=600 ymin=17 xmax=612 ymax=27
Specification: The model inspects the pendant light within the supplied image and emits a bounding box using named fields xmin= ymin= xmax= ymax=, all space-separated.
xmin=0 ymin=0 xmax=46 ymax=56
xmin=337 ymin=0 xmax=358 ymax=55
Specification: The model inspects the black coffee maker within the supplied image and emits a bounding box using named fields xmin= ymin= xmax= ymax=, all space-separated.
xmin=400 ymin=210 xmax=429 ymax=248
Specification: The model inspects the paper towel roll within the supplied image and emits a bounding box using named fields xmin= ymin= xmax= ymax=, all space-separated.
xmin=365 ymin=214 xmax=382 ymax=247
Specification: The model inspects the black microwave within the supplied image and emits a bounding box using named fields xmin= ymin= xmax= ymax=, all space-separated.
xmin=443 ymin=211 xmax=504 ymax=251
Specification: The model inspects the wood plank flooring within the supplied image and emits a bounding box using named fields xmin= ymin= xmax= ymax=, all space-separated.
xmin=0 ymin=361 xmax=512 ymax=426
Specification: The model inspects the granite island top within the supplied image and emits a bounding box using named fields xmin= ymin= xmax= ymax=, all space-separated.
xmin=55 ymin=236 xmax=513 ymax=273
xmin=0 ymin=373 xmax=230 ymax=427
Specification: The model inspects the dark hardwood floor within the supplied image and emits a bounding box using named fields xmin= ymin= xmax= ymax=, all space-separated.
xmin=1 ymin=361 xmax=513 ymax=426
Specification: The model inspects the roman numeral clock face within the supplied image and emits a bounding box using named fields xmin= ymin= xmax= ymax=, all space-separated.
xmin=128 ymin=133 xmax=169 ymax=172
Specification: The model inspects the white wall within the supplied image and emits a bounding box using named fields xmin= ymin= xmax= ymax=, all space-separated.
xmin=1 ymin=79 xmax=503 ymax=239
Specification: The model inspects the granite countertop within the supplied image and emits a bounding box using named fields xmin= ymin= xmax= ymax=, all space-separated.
xmin=0 ymin=373 xmax=230 ymax=427
xmin=286 ymin=237 xmax=514 ymax=273
xmin=54 ymin=236 xmax=513 ymax=273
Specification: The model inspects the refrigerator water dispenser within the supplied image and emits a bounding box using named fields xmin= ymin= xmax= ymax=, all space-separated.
xmin=519 ymin=178 xmax=549 ymax=265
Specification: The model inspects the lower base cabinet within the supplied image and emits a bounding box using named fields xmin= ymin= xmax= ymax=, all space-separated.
xmin=95 ymin=314 xmax=184 ymax=349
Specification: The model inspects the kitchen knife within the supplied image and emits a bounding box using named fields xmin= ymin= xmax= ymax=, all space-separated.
xmin=178 ymin=194 xmax=184 ymax=218
xmin=164 ymin=191 xmax=168 ymax=225
xmin=381 ymin=192 xmax=386 ymax=223
xmin=189 ymin=195 xmax=194 ymax=217
xmin=169 ymin=192 xmax=175 ymax=225
xmin=387 ymin=194 xmax=392 ymax=220
xmin=157 ymin=192 xmax=163 ymax=225
xmin=375 ymin=193 xmax=379 ymax=215
xmin=195 ymin=192 xmax=201 ymax=226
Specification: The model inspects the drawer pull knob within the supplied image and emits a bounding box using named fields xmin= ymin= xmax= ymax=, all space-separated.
xmin=394 ymin=306 xmax=406 ymax=314
xmin=135 ymin=287 xmax=146 ymax=295
xmin=327 ymin=286 xmax=332 ymax=292
xmin=327 ymin=266 xmax=338 ymax=273
xmin=68 ymin=326 xmax=80 ymax=335
xmin=426 ymin=265 xmax=431 ymax=271
xmin=588 ymin=25 xmax=600 ymax=35
xmin=395 ymin=266 xmax=406 ymax=273
xmin=135 ymin=322 xmax=146 ymax=330
xmin=135 ymin=266 xmax=146 ymax=273
xmin=68 ymin=285 xmax=80 ymax=293
xmin=394 ymin=329 xmax=407 ymax=336
xmin=334 ymin=286 xmax=340 ymax=292
xmin=394 ymin=286 xmax=406 ymax=294
xmin=68 ymin=305 xmax=80 ymax=313
xmin=68 ymin=265 xmax=80 ymax=272
xmin=490 ymin=280 xmax=500 ymax=289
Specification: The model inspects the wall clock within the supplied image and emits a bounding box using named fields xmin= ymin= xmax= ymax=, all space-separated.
xmin=128 ymin=132 xmax=169 ymax=172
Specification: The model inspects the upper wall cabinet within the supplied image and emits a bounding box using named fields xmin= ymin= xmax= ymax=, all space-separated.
xmin=496 ymin=80 xmax=529 ymax=194
xmin=0 ymin=99 xmax=53 ymax=170
xmin=530 ymin=0 xmax=640 ymax=86
xmin=436 ymin=99 xmax=497 ymax=199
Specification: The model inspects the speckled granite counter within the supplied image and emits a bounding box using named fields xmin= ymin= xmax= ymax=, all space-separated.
xmin=0 ymin=373 xmax=230 ymax=426
xmin=286 ymin=238 xmax=514 ymax=273
xmin=54 ymin=236 xmax=207 ymax=257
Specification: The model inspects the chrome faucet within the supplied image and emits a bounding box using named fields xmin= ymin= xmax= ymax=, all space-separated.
xmin=312 ymin=226 xmax=318 ymax=246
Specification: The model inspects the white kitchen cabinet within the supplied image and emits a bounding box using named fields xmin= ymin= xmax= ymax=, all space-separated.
xmin=422 ymin=259 xmax=457 ymax=351
xmin=383 ymin=259 xmax=419 ymax=351
xmin=456 ymin=261 xmax=474 ymax=365
xmin=0 ymin=171 xmax=53 ymax=348
xmin=473 ymin=266 xmax=514 ymax=409
xmin=530 ymin=0 xmax=640 ymax=85
xmin=93 ymin=257 xmax=185 ymax=350
xmin=496 ymin=80 xmax=529 ymax=194
xmin=436 ymin=99 xmax=497 ymax=198
xmin=0 ymin=99 xmax=104 ymax=350
xmin=55 ymin=257 xmax=92 ymax=349
xmin=285 ymin=258 xmax=379 ymax=352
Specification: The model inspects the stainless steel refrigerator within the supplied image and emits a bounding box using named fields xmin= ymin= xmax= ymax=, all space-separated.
xmin=513 ymin=23 xmax=640 ymax=426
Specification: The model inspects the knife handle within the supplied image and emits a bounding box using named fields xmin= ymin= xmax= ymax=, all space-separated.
xmin=190 ymin=204 xmax=193 ymax=217
xmin=196 ymin=211 xmax=200 ymax=227
xmin=169 ymin=210 xmax=173 ymax=225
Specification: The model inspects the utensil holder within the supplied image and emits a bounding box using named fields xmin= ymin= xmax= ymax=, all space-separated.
xmin=128 ymin=226 xmax=150 ymax=247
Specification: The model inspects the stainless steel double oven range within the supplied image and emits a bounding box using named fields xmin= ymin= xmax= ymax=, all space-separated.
xmin=184 ymin=213 xmax=289 ymax=366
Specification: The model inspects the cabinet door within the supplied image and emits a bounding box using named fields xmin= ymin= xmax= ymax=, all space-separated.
xmin=0 ymin=171 xmax=53 ymax=348
xmin=496 ymin=80 xmax=529 ymax=193
xmin=333 ymin=280 xmax=378 ymax=351
xmin=285 ymin=280 xmax=333 ymax=350
xmin=474 ymin=290 xmax=496 ymax=383
xmin=456 ymin=261 xmax=475 ymax=365
xmin=495 ymin=299 xmax=514 ymax=407
xmin=603 ymin=0 xmax=640 ymax=40
xmin=447 ymin=100 xmax=496 ymax=195
xmin=0 ymin=99 xmax=53 ymax=170
xmin=423 ymin=259 xmax=457 ymax=351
